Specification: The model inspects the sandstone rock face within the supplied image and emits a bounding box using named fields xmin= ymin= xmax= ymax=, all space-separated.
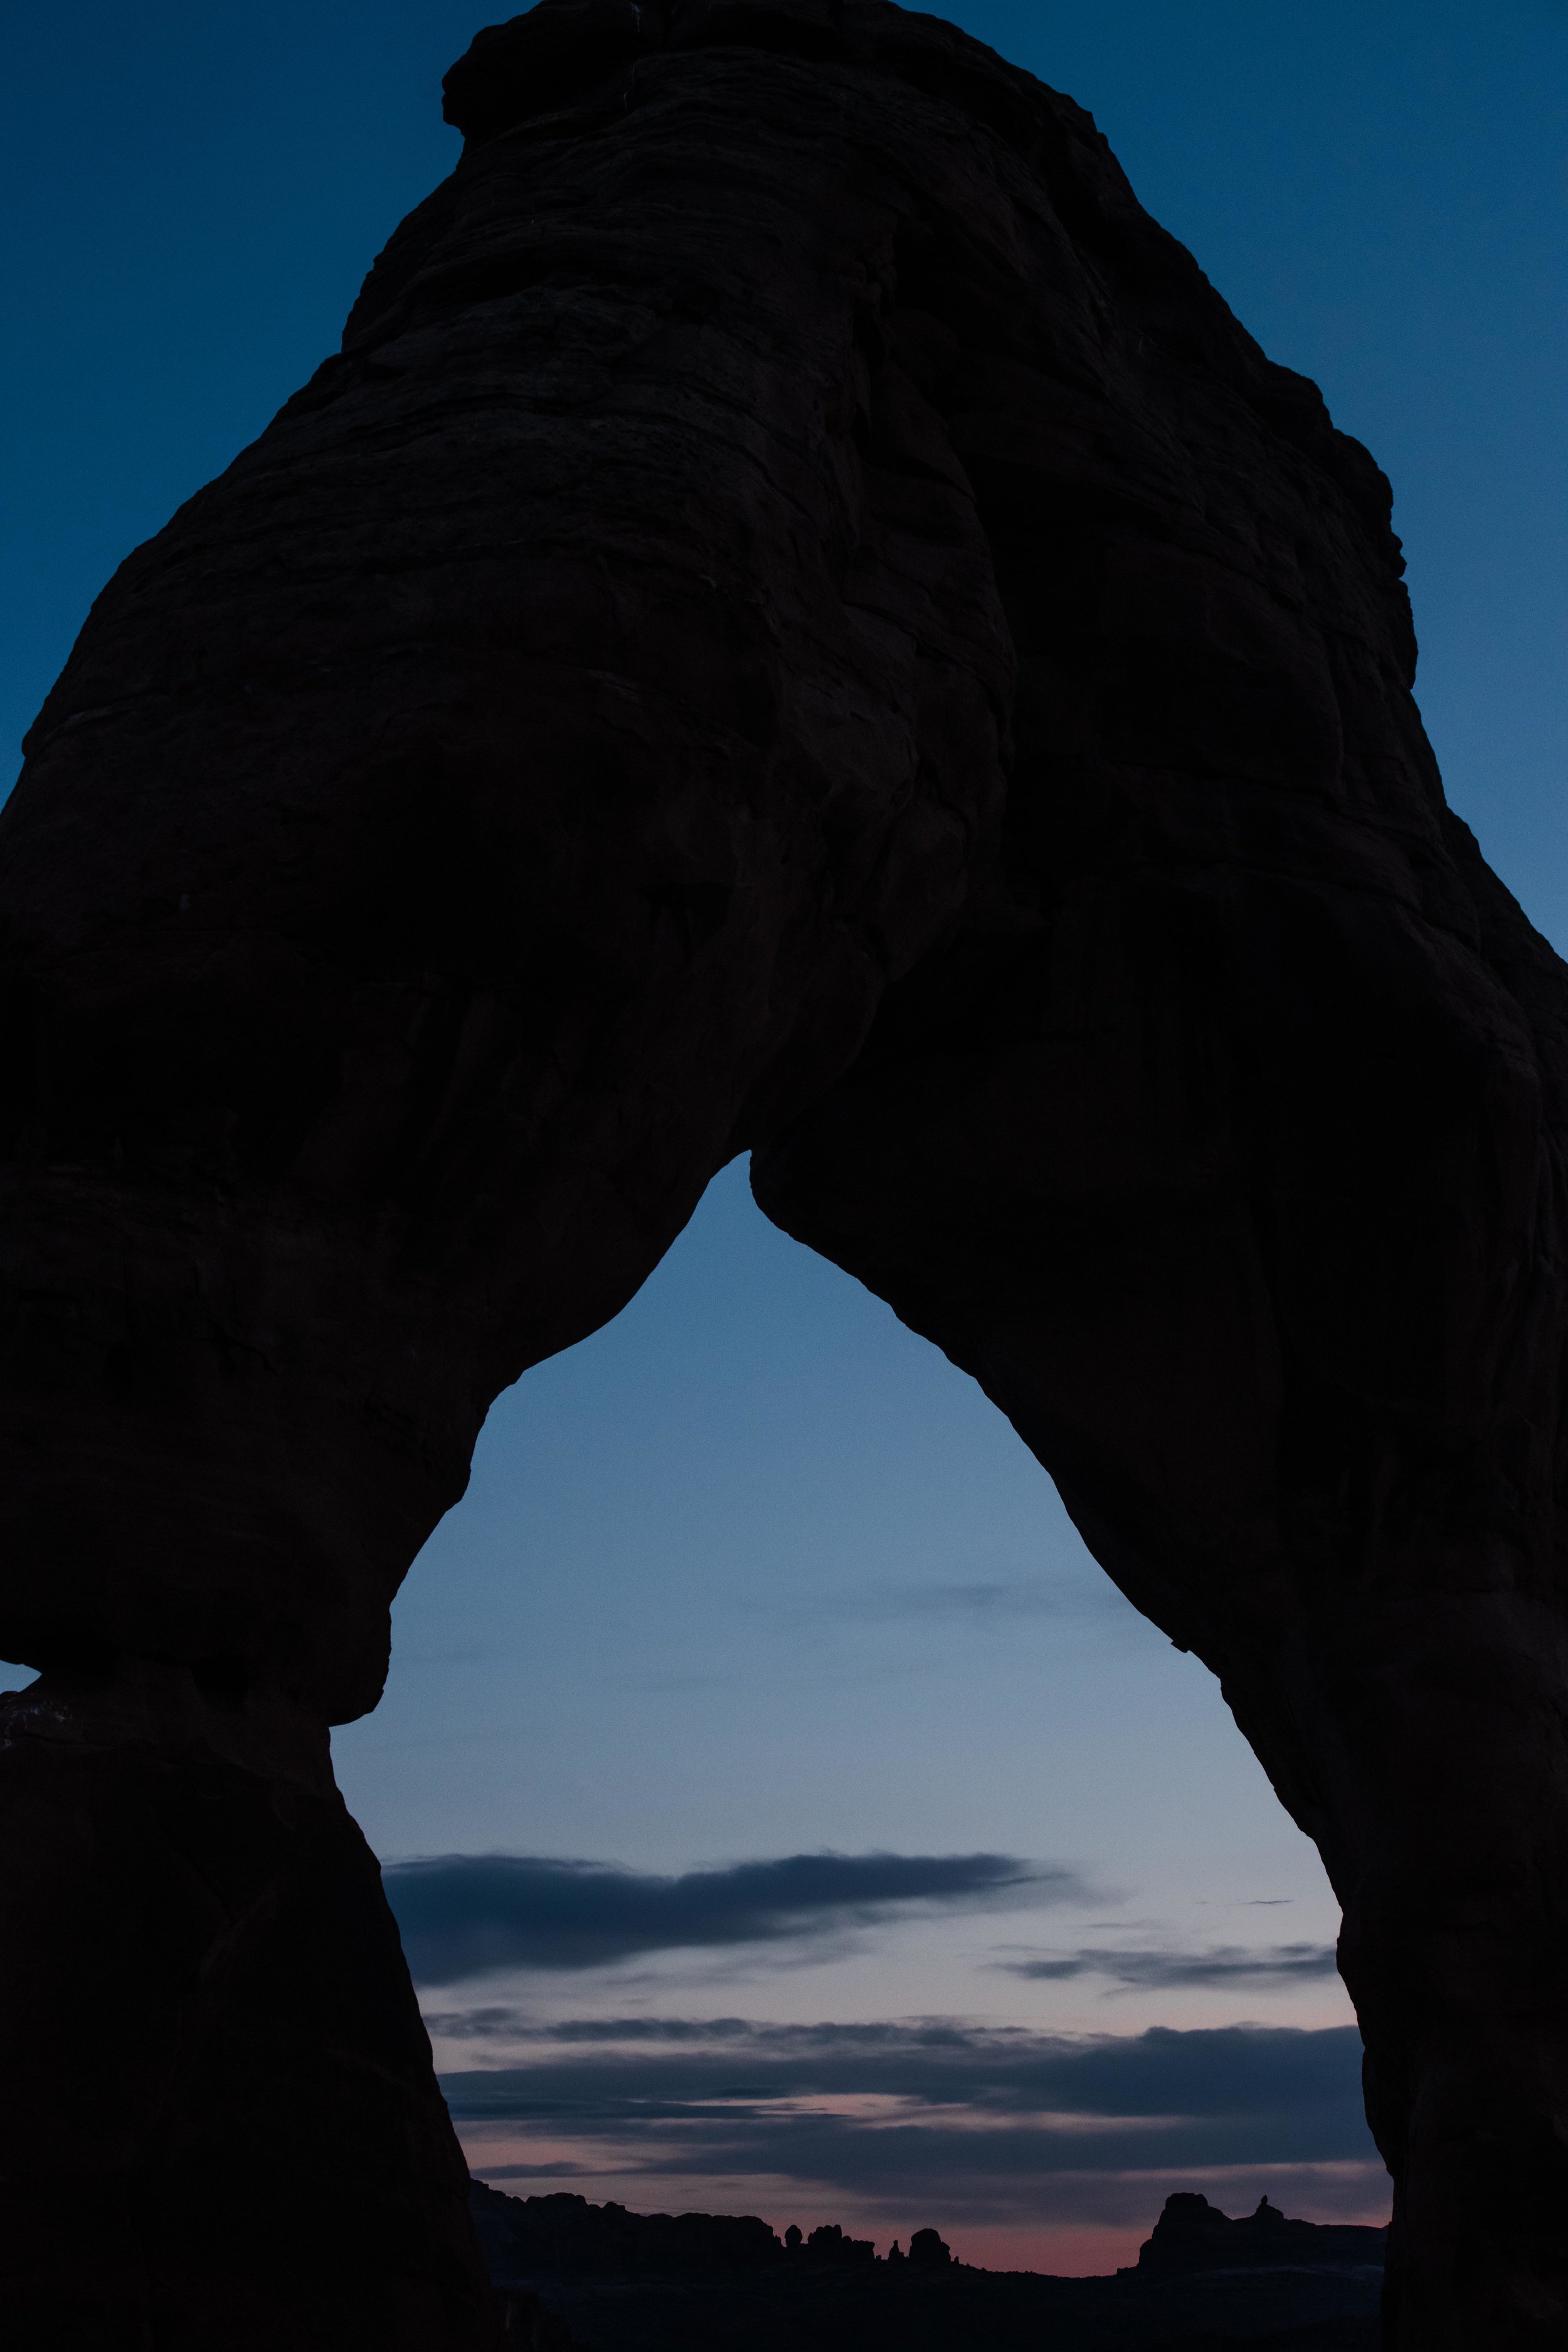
xmin=0 ymin=1665 xmax=495 ymax=2348
xmin=3 ymin=4 xmax=1565 ymax=2343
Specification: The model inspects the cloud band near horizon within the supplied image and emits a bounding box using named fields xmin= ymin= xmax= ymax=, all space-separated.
xmin=432 ymin=2015 xmax=1383 ymax=2228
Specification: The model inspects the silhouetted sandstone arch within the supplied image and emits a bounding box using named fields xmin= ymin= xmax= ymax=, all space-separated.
xmin=1 ymin=6 xmax=1563 ymax=2345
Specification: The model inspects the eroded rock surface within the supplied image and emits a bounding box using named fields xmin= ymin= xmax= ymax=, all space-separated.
xmin=0 ymin=1664 xmax=495 ymax=2348
xmin=3 ymin=4 xmax=1565 ymax=2343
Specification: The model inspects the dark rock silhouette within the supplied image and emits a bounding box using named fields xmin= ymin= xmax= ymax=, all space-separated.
xmin=1 ymin=1 xmax=1563 ymax=2343
xmin=908 ymin=2227 xmax=953 ymax=2269
xmin=1135 ymin=2196 xmax=1387 ymax=2280
xmin=807 ymin=2223 xmax=878 ymax=2267
xmin=469 ymin=2184 xmax=887 ymax=2282
xmin=0 ymin=1663 xmax=496 ymax=2349
xmin=470 ymin=2185 xmax=787 ymax=2277
xmin=470 ymin=2180 xmax=1382 ymax=2346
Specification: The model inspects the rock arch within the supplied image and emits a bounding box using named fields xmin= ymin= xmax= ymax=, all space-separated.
xmin=1 ymin=6 xmax=1563 ymax=2344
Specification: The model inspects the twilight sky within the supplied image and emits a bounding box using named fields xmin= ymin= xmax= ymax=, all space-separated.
xmin=4 ymin=0 xmax=1565 ymax=2277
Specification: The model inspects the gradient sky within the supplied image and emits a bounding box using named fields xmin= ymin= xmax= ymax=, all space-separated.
xmin=4 ymin=0 xmax=1564 ymax=2275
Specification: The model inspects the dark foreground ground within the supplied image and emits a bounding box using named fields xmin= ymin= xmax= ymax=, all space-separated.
xmin=497 ymin=2269 xmax=1380 ymax=2351
xmin=476 ymin=2186 xmax=1385 ymax=2351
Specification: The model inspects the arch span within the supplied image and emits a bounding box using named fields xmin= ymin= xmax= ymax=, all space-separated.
xmin=1 ymin=6 xmax=1564 ymax=2344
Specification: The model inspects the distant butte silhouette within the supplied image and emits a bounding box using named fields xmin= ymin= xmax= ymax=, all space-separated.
xmin=0 ymin=5 xmax=1562 ymax=2346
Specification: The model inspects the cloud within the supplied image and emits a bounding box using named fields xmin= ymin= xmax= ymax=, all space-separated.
xmin=477 ymin=2161 xmax=601 ymax=2179
xmin=435 ymin=2016 xmax=1380 ymax=2220
xmin=386 ymin=1851 xmax=1088 ymax=1986
xmin=823 ymin=1579 xmax=1128 ymax=1625
xmin=437 ymin=2014 xmax=1366 ymax=2126
xmin=995 ymin=1944 xmax=1340 ymax=1993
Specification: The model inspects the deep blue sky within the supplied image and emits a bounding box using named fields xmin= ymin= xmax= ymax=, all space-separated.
xmin=4 ymin=0 xmax=1564 ymax=2270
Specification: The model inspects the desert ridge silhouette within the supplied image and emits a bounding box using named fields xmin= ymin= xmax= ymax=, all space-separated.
xmin=470 ymin=2182 xmax=1385 ymax=2346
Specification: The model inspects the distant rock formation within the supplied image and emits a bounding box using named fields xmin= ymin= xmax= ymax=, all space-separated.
xmin=473 ymin=2183 xmax=787 ymax=2278
xmin=472 ymin=2183 xmax=1384 ymax=2348
xmin=472 ymin=2183 xmax=894 ymax=2280
xmin=4 ymin=0 xmax=1567 ymax=2342
xmin=802 ymin=2222 xmax=878 ymax=2267
xmin=474 ymin=2181 xmax=1380 ymax=2291
xmin=1134 ymin=2195 xmax=1387 ymax=2279
xmin=908 ymin=2227 xmax=954 ymax=2269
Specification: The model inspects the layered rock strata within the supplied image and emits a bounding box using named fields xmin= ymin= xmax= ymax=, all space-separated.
xmin=3 ymin=3 xmax=1565 ymax=2343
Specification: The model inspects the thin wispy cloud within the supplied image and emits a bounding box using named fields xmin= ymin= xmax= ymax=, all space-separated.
xmin=386 ymin=1851 xmax=1089 ymax=1986
xmin=994 ymin=1944 xmax=1340 ymax=1993
xmin=822 ymin=1579 xmax=1130 ymax=1626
